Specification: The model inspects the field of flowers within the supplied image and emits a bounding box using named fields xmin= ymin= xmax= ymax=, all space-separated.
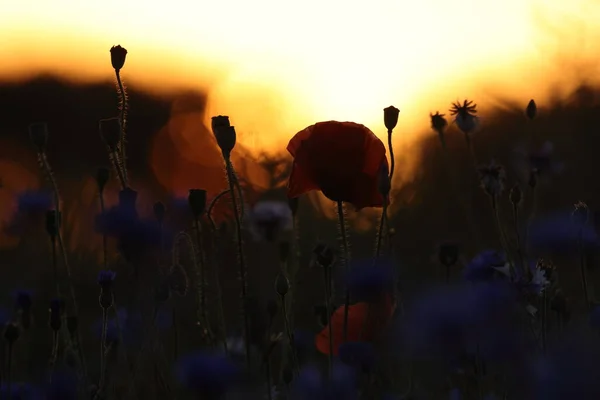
xmin=0 ymin=44 xmax=599 ymax=399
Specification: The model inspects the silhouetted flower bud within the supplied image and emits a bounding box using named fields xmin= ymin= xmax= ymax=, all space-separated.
xmin=383 ymin=106 xmax=400 ymax=131
xmin=510 ymin=184 xmax=522 ymax=206
xmin=313 ymin=243 xmax=335 ymax=268
xmin=29 ymin=122 xmax=48 ymax=153
xmin=377 ymin=162 xmax=391 ymax=198
xmin=66 ymin=316 xmax=78 ymax=337
xmin=282 ymin=365 xmax=294 ymax=385
xmin=211 ymin=115 xmax=237 ymax=158
xmin=98 ymin=270 xmax=116 ymax=292
xmin=99 ymin=118 xmax=121 ymax=151
xmin=188 ymin=189 xmax=207 ymax=218
xmin=118 ymin=188 xmax=138 ymax=215
xmin=573 ymin=201 xmax=589 ymax=226
xmin=526 ymin=99 xmax=537 ymax=120
xmin=438 ymin=242 xmax=459 ymax=267
xmin=45 ymin=210 xmax=61 ymax=239
xmin=153 ymin=201 xmax=166 ymax=223
xmin=275 ymin=273 xmax=289 ymax=297
xmin=288 ymin=197 xmax=299 ymax=217
xmin=430 ymin=112 xmax=448 ymax=148
xmin=110 ymin=45 xmax=127 ymax=71
xmin=4 ymin=323 xmax=20 ymax=344
xmin=96 ymin=167 xmax=110 ymax=193
xmin=266 ymin=299 xmax=278 ymax=320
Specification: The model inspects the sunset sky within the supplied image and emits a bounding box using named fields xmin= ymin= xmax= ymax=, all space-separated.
xmin=2 ymin=0 xmax=600 ymax=153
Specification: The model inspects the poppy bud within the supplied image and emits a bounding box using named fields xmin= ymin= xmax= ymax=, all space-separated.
xmin=288 ymin=197 xmax=299 ymax=218
xmin=188 ymin=189 xmax=207 ymax=218
xmin=45 ymin=210 xmax=61 ymax=239
xmin=110 ymin=45 xmax=127 ymax=71
xmin=66 ymin=316 xmax=78 ymax=337
xmin=211 ymin=115 xmax=236 ymax=158
xmin=377 ymin=162 xmax=391 ymax=198
xmin=313 ymin=243 xmax=335 ymax=268
xmin=526 ymin=99 xmax=537 ymax=120
xmin=266 ymin=299 xmax=278 ymax=320
xmin=275 ymin=273 xmax=289 ymax=297
xmin=153 ymin=201 xmax=166 ymax=223
xmin=4 ymin=323 xmax=20 ymax=344
xmin=96 ymin=167 xmax=110 ymax=193
xmin=438 ymin=243 xmax=459 ymax=267
xmin=383 ymin=106 xmax=400 ymax=131
xmin=118 ymin=188 xmax=138 ymax=215
xmin=28 ymin=122 xmax=48 ymax=153
xmin=509 ymin=184 xmax=522 ymax=206
xmin=99 ymin=118 xmax=121 ymax=151
xmin=573 ymin=201 xmax=589 ymax=226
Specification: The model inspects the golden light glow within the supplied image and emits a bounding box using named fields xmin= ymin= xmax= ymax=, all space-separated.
xmin=1 ymin=0 xmax=600 ymax=237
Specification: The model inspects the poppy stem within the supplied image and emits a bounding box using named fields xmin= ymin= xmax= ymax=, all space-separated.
xmin=225 ymin=158 xmax=251 ymax=368
xmin=115 ymin=69 xmax=128 ymax=185
xmin=336 ymin=201 xmax=351 ymax=344
xmin=322 ymin=266 xmax=333 ymax=377
xmin=373 ymin=201 xmax=388 ymax=263
xmin=99 ymin=192 xmax=108 ymax=272
xmin=387 ymin=128 xmax=395 ymax=182
xmin=578 ymin=229 xmax=591 ymax=310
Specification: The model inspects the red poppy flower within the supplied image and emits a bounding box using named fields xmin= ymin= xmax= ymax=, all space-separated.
xmin=287 ymin=121 xmax=388 ymax=210
xmin=315 ymin=294 xmax=395 ymax=356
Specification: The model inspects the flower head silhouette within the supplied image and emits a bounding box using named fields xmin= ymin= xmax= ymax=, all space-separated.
xmin=287 ymin=121 xmax=388 ymax=210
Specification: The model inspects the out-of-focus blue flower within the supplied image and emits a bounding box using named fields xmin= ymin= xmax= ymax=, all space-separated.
xmin=529 ymin=211 xmax=598 ymax=255
xmin=589 ymin=305 xmax=600 ymax=330
xmin=97 ymin=270 xmax=116 ymax=290
xmin=293 ymin=329 xmax=315 ymax=363
xmin=338 ymin=342 xmax=376 ymax=372
xmin=13 ymin=289 xmax=33 ymax=310
xmin=154 ymin=305 xmax=173 ymax=331
xmin=449 ymin=388 xmax=462 ymax=400
xmin=533 ymin=334 xmax=600 ymax=399
xmin=513 ymin=141 xmax=563 ymax=184
xmin=513 ymin=261 xmax=549 ymax=296
xmin=346 ymin=260 xmax=394 ymax=302
xmin=247 ymin=200 xmax=293 ymax=242
xmin=46 ymin=369 xmax=78 ymax=400
xmin=92 ymin=309 xmax=130 ymax=345
xmin=175 ymin=351 xmax=240 ymax=398
xmin=0 ymin=382 xmax=42 ymax=399
xmin=463 ymin=250 xmax=507 ymax=282
xmin=403 ymin=282 xmax=523 ymax=367
xmin=291 ymin=363 xmax=358 ymax=400
xmin=4 ymin=190 xmax=53 ymax=235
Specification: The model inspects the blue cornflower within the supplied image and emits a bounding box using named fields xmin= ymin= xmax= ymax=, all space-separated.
xmin=175 ymin=351 xmax=240 ymax=398
xmin=463 ymin=250 xmax=508 ymax=282
xmin=529 ymin=211 xmax=598 ymax=255
xmin=4 ymin=190 xmax=53 ymax=235
xmin=589 ymin=305 xmax=600 ymax=330
xmin=13 ymin=289 xmax=33 ymax=311
xmin=0 ymin=382 xmax=42 ymax=399
xmin=346 ymin=260 xmax=394 ymax=302
xmin=338 ymin=342 xmax=376 ymax=372
xmin=92 ymin=309 xmax=129 ymax=345
xmin=291 ymin=363 xmax=358 ymax=400
xmin=403 ymin=282 xmax=523 ymax=367
xmin=97 ymin=270 xmax=116 ymax=290
xmin=449 ymin=388 xmax=462 ymax=400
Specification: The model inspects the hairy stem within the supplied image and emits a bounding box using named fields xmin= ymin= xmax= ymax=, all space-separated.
xmin=336 ymin=201 xmax=351 ymax=343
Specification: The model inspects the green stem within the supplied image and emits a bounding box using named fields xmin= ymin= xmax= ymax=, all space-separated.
xmin=337 ymin=201 xmax=351 ymax=343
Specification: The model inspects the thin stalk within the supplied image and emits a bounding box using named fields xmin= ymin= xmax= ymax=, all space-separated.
xmin=48 ymin=331 xmax=59 ymax=383
xmin=323 ymin=267 xmax=334 ymax=377
xmin=387 ymin=128 xmax=395 ymax=182
xmin=513 ymin=204 xmax=528 ymax=279
xmin=50 ymin=237 xmax=61 ymax=298
xmin=541 ymin=291 xmax=547 ymax=354
xmin=108 ymin=151 xmax=127 ymax=189
xmin=579 ymin=230 xmax=590 ymax=310
xmin=207 ymin=223 xmax=228 ymax=354
xmin=265 ymin=359 xmax=273 ymax=400
xmin=491 ymin=196 xmax=515 ymax=278
xmin=373 ymin=201 xmax=388 ymax=263
xmin=99 ymin=307 xmax=108 ymax=391
xmin=6 ymin=343 xmax=12 ymax=399
xmin=115 ymin=70 xmax=128 ymax=185
xmin=225 ymin=158 xmax=250 ymax=368
xmin=337 ymin=201 xmax=351 ymax=343
xmin=99 ymin=192 xmax=108 ymax=270
xmin=193 ymin=217 xmax=213 ymax=346
xmin=280 ymin=294 xmax=298 ymax=374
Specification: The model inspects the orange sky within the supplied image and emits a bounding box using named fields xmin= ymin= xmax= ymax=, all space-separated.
xmin=1 ymin=0 xmax=600 ymax=242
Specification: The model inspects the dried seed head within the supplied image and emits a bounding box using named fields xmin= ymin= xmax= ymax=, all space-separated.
xmin=510 ymin=184 xmax=523 ymax=206
xmin=383 ymin=106 xmax=400 ymax=131
xmin=275 ymin=273 xmax=290 ymax=297
xmin=110 ymin=45 xmax=128 ymax=71
xmin=526 ymin=99 xmax=537 ymax=120
xmin=45 ymin=210 xmax=61 ymax=239
xmin=188 ymin=189 xmax=207 ymax=218
xmin=430 ymin=111 xmax=448 ymax=133
xmin=573 ymin=201 xmax=589 ymax=226
xmin=99 ymin=118 xmax=121 ymax=151
xmin=96 ymin=167 xmax=110 ymax=193
xmin=28 ymin=122 xmax=48 ymax=153
xmin=153 ymin=201 xmax=166 ymax=223
xmin=312 ymin=243 xmax=335 ymax=268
